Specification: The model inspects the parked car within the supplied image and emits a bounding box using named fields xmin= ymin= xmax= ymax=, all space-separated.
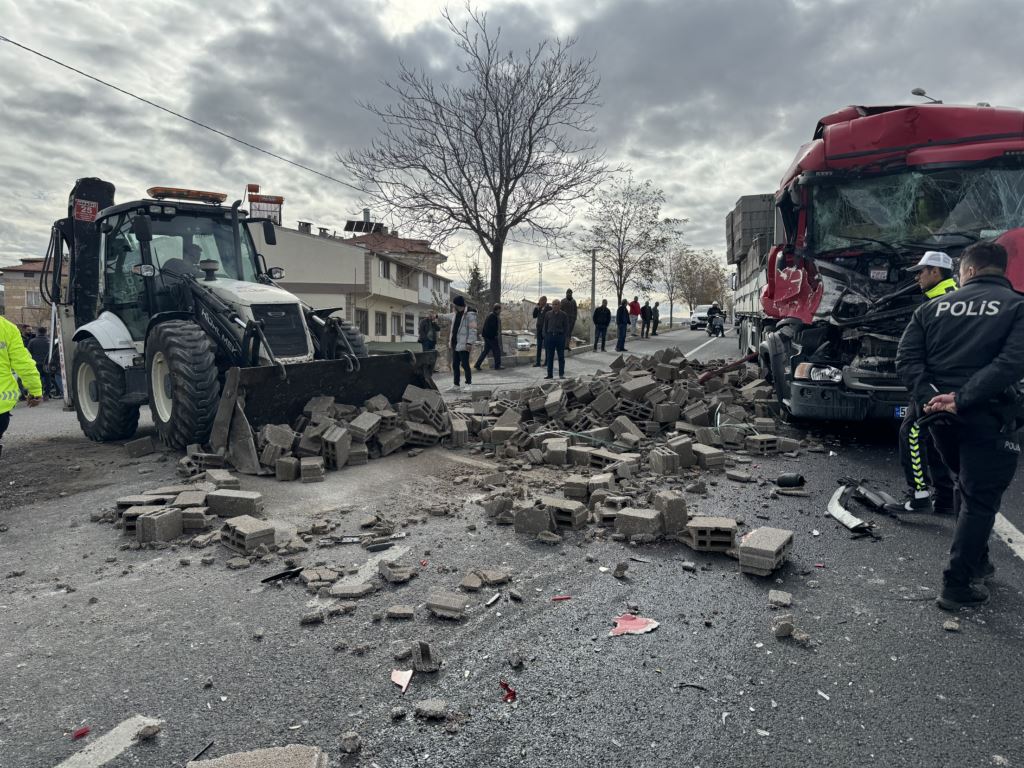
xmin=516 ymin=336 xmax=532 ymax=351
xmin=689 ymin=304 xmax=713 ymax=330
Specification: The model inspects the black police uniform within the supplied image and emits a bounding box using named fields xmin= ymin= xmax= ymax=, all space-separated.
xmin=896 ymin=274 xmax=1024 ymax=590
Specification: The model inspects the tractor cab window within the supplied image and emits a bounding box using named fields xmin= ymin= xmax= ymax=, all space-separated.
xmin=147 ymin=214 xmax=258 ymax=283
xmin=102 ymin=213 xmax=149 ymax=340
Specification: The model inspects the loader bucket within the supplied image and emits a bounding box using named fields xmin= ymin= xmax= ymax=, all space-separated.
xmin=236 ymin=350 xmax=438 ymax=430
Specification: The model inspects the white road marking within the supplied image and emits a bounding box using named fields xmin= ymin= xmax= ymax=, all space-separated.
xmin=54 ymin=715 xmax=162 ymax=768
xmin=994 ymin=513 xmax=1024 ymax=562
xmin=684 ymin=336 xmax=725 ymax=359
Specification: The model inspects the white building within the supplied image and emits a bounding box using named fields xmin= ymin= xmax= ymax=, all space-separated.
xmin=252 ymin=223 xmax=452 ymax=344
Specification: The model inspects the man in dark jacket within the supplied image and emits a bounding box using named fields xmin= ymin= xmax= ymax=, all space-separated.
xmin=652 ymin=302 xmax=661 ymax=336
xmin=592 ymin=299 xmax=611 ymax=351
xmin=542 ymin=299 xmax=570 ymax=378
xmin=475 ymin=304 xmax=503 ymax=371
xmin=640 ymin=301 xmax=653 ymax=338
xmin=562 ymin=289 xmax=578 ymax=350
xmin=532 ymin=296 xmax=550 ymax=367
xmin=896 ymin=242 xmax=1024 ymax=610
xmin=615 ymin=299 xmax=630 ymax=352
xmin=26 ymin=326 xmax=54 ymax=399
xmin=418 ymin=312 xmax=440 ymax=351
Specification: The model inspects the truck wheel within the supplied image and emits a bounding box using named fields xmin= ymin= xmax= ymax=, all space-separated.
xmin=72 ymin=337 xmax=140 ymax=442
xmin=146 ymin=320 xmax=219 ymax=450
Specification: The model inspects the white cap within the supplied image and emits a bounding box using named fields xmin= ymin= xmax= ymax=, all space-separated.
xmin=907 ymin=251 xmax=953 ymax=272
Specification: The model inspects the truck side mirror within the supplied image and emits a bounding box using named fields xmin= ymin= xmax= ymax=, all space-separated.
xmin=267 ymin=266 xmax=286 ymax=280
xmin=131 ymin=215 xmax=153 ymax=242
xmin=131 ymin=264 xmax=156 ymax=278
xmin=263 ymin=220 xmax=277 ymax=245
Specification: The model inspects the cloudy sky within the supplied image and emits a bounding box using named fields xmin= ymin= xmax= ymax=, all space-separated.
xmin=1 ymin=0 xmax=1020 ymax=297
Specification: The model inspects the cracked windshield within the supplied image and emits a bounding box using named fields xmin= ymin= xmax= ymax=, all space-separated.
xmin=812 ymin=166 xmax=1024 ymax=252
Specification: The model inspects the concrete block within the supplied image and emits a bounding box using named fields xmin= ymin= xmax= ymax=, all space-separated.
xmin=653 ymin=363 xmax=677 ymax=382
xmin=207 ymin=489 xmax=264 ymax=518
xmin=137 ymin=507 xmax=183 ymax=543
xmin=649 ymin=446 xmax=680 ymax=475
xmin=665 ymin=435 xmax=697 ymax=468
xmin=514 ymin=504 xmax=555 ymax=534
xmin=704 ymin=377 xmax=725 ymax=393
xmin=685 ymin=516 xmax=737 ymax=552
xmin=300 ymin=456 xmax=326 ymax=483
xmin=378 ymin=560 xmax=417 ymax=584
xmin=694 ymin=426 xmax=721 ymax=446
xmin=540 ymin=495 xmax=588 ymax=529
xmin=204 ymin=469 xmax=240 ymax=489
xmin=449 ymin=418 xmax=469 ymax=447
xmin=221 ymin=515 xmax=275 ymax=553
xmin=769 ymin=589 xmax=793 ymax=608
xmin=739 ymin=527 xmax=794 ymax=573
xmin=543 ymin=437 xmax=569 ymax=466
xmin=746 ymin=434 xmax=779 ymax=454
xmin=692 ymin=443 xmax=726 ymax=470
xmin=275 ymin=456 xmax=300 ymax=481
xmin=260 ymin=424 xmax=296 ymax=450
xmin=615 ymin=507 xmax=663 ymax=537
xmin=654 ymin=490 xmax=688 ymax=534
xmin=349 ymin=411 xmax=382 ymax=441
xmin=682 ymin=402 xmax=710 ymax=427
xmin=375 ymin=427 xmax=406 ymax=457
xmin=329 ymin=582 xmax=376 ymax=599
xmin=653 ymin=402 xmax=680 ymax=423
xmin=726 ymin=469 xmax=753 ymax=483
xmin=610 ymin=415 xmax=644 ymax=439
xmin=347 ymin=441 xmax=369 ymax=465
xmin=185 ymin=745 xmax=329 ymax=768
xmin=427 ymin=590 xmax=468 ymax=620
xmin=118 ymin=494 xmax=174 ymax=509
xmin=172 ymin=490 xmax=208 ymax=508
xmin=567 ymin=445 xmax=594 ymax=466
xmin=182 ymin=508 xmax=216 ymax=533
xmin=125 ymin=436 xmax=155 ymax=458
xmin=321 ymin=425 xmax=352 ymax=469
xmin=386 ymin=605 xmax=415 ymax=620
xmin=544 ymin=389 xmax=567 ymax=417
xmin=563 ymin=474 xmax=589 ymax=499
xmin=620 ymin=375 xmax=658 ymax=401
xmin=591 ymin=390 xmax=618 ymax=415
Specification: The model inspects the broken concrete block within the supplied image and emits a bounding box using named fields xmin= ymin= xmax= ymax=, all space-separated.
xmin=772 ymin=613 xmax=795 ymax=638
xmin=692 ymin=443 xmax=726 ymax=470
xmin=329 ymin=582 xmax=377 ymax=599
xmin=117 ymin=494 xmax=174 ymax=509
xmin=620 ymin=375 xmax=658 ymax=400
xmin=591 ymin=390 xmax=618 ymax=415
xmin=654 ymin=490 xmax=688 ymax=534
xmin=614 ymin=507 xmax=663 ymax=538
xmin=514 ymin=504 xmax=555 ymax=534
xmin=610 ymin=415 xmax=644 ymax=440
xmin=427 ymin=590 xmax=467 ymax=620
xmin=206 ymin=489 xmax=264 ymax=518
xmin=300 ymin=456 xmax=326 ymax=483
xmin=461 ymin=571 xmax=483 ymax=591
xmin=185 ymin=745 xmax=328 ymax=768
xmin=543 ymin=437 xmax=569 ymax=466
xmin=539 ymin=496 xmax=588 ymax=529
xmin=348 ymin=411 xmax=382 ymax=442
xmin=726 ymin=469 xmax=753 ymax=483
xmin=685 ymin=516 xmax=737 ymax=552
xmin=413 ymin=640 xmax=441 ymax=672
xmin=768 ymin=589 xmax=793 ymax=608
xmin=414 ymin=698 xmax=448 ymax=720
xmin=137 ymin=507 xmax=183 ymax=543
xmin=275 ymin=456 xmax=300 ymax=481
xmin=220 ymin=515 xmax=275 ymax=553
xmin=172 ymin=490 xmax=208 ymax=508
xmin=375 ymin=427 xmax=406 ymax=457
xmin=379 ymin=560 xmax=417 ymax=584
xmin=182 ymin=508 xmax=215 ymax=533
xmin=567 ymin=445 xmax=595 ymax=466
xmin=125 ymin=436 xmax=155 ymax=458
xmin=204 ymin=468 xmax=240 ymax=489
xmin=682 ymin=402 xmax=710 ymax=427
xmin=665 ymin=435 xmax=697 ymax=468
xmin=386 ymin=605 xmax=415 ymax=620
xmin=536 ymin=530 xmax=563 ymax=545
xmin=563 ymin=474 xmax=589 ymax=500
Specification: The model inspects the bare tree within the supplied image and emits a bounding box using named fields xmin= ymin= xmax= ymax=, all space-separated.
xmin=660 ymin=250 xmax=683 ymax=329
xmin=345 ymin=6 xmax=609 ymax=303
xmin=576 ymin=174 xmax=682 ymax=304
xmin=677 ymin=248 xmax=729 ymax=313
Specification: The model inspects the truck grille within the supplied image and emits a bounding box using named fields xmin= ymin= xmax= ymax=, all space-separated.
xmin=251 ymin=304 xmax=308 ymax=358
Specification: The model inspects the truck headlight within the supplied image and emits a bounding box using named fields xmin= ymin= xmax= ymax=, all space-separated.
xmin=794 ymin=363 xmax=843 ymax=383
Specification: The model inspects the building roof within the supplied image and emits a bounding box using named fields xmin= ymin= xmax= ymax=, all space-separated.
xmin=346 ymin=233 xmax=447 ymax=262
xmin=0 ymin=259 xmax=45 ymax=274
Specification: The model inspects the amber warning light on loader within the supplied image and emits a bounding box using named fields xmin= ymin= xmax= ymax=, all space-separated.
xmin=146 ymin=186 xmax=227 ymax=204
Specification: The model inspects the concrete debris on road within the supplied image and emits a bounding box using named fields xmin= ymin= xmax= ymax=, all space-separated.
xmin=185 ymin=744 xmax=328 ymax=768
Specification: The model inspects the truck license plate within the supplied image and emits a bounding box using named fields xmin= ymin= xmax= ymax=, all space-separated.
xmin=894 ymin=406 xmax=907 ymax=419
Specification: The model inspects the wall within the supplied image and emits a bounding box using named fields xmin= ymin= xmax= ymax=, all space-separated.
xmin=0 ymin=270 xmax=47 ymax=327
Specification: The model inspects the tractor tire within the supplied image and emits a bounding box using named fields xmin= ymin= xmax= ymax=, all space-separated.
xmin=337 ymin=318 xmax=368 ymax=358
xmin=72 ymin=337 xmax=140 ymax=442
xmin=146 ymin=320 xmax=219 ymax=450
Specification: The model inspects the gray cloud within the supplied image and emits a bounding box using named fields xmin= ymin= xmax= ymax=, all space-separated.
xmin=2 ymin=0 xmax=1023 ymax=304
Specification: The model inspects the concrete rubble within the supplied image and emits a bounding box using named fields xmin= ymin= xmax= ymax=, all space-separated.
xmin=186 ymin=745 xmax=328 ymax=768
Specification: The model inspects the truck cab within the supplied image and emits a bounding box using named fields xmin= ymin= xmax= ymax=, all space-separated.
xmin=757 ymin=103 xmax=1024 ymax=421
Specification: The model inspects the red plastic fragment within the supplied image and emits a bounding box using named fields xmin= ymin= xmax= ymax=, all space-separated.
xmin=420 ymin=560 xmax=429 ymax=568
xmin=500 ymin=680 xmax=517 ymax=703
xmin=551 ymin=595 xmax=572 ymax=602
xmin=72 ymin=726 xmax=91 ymax=740
xmin=814 ymin=563 xmax=826 ymax=568
xmin=609 ymin=613 xmax=660 ymax=637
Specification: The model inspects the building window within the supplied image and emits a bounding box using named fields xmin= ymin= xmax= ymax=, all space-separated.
xmin=375 ymin=311 xmax=387 ymax=336
xmin=24 ymin=290 xmax=42 ymax=307
xmin=422 ymin=273 xmax=429 ymax=288
xmin=378 ymin=259 xmax=390 ymax=280
xmin=355 ymin=309 xmax=368 ymax=335
xmin=404 ymin=313 xmax=415 ymax=335
xmin=391 ymin=313 xmax=402 ymax=337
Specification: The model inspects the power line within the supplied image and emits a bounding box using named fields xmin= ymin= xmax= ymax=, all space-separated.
xmin=0 ymin=34 xmax=357 ymax=190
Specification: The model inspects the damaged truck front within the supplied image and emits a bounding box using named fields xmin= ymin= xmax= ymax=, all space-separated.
xmin=757 ymin=103 xmax=1024 ymax=421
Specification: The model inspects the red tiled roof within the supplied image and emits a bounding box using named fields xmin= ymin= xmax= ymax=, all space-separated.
xmin=0 ymin=259 xmax=45 ymax=273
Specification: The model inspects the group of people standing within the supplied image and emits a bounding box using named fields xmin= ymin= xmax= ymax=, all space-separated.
xmin=588 ymin=296 xmax=660 ymax=353
xmin=532 ymin=289 xmax=578 ymax=379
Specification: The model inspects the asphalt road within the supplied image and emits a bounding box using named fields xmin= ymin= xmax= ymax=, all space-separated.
xmin=2 ymin=325 xmax=1023 ymax=767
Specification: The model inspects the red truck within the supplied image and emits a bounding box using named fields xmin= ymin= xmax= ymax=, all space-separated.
xmin=749 ymin=103 xmax=1024 ymax=421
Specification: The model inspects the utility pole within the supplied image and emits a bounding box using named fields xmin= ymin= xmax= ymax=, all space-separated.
xmin=590 ymin=248 xmax=596 ymax=348
xmin=538 ymin=261 xmax=543 ymax=298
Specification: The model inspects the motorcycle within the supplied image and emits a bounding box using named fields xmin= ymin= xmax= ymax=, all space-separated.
xmin=707 ymin=314 xmax=725 ymax=338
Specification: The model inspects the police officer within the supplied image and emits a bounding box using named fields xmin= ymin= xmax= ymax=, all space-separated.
xmin=896 ymin=242 xmax=1024 ymax=610
xmin=891 ymin=251 xmax=959 ymax=513
xmin=1 ymin=314 xmax=43 ymax=449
